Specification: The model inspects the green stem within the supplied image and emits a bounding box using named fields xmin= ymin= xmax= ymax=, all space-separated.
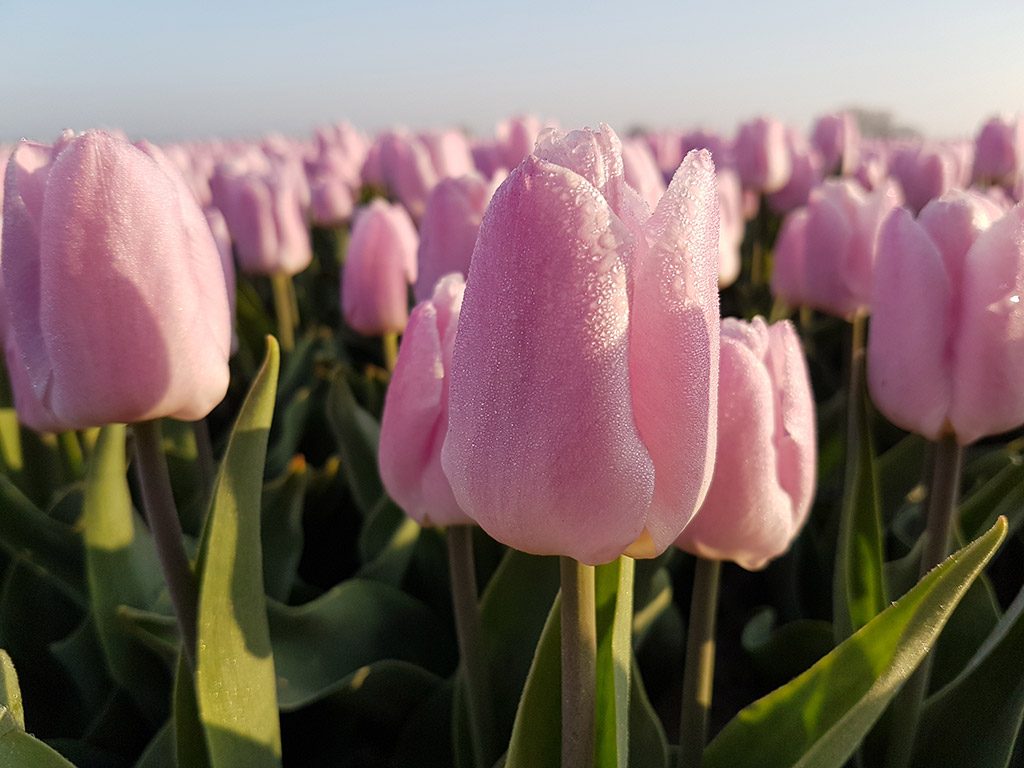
xmin=678 ymin=557 xmax=722 ymax=768
xmin=58 ymin=431 xmax=85 ymax=480
xmin=561 ymin=557 xmax=596 ymax=768
xmin=133 ymin=420 xmax=198 ymax=669
xmin=270 ymin=273 xmax=296 ymax=352
xmin=382 ymin=332 xmax=400 ymax=373
xmin=191 ymin=418 xmax=216 ymax=508
xmin=447 ymin=526 xmax=496 ymax=768
xmin=883 ymin=434 xmax=963 ymax=768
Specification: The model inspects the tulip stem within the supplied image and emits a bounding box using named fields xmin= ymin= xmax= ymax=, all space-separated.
xmin=270 ymin=273 xmax=296 ymax=352
xmin=192 ymin=418 xmax=216 ymax=509
xmin=133 ymin=420 xmax=198 ymax=669
xmin=678 ymin=556 xmax=722 ymax=768
xmin=58 ymin=431 xmax=85 ymax=480
xmin=883 ymin=434 xmax=963 ymax=768
xmin=560 ymin=557 xmax=597 ymax=768
xmin=382 ymin=332 xmax=400 ymax=373
xmin=447 ymin=526 xmax=496 ymax=768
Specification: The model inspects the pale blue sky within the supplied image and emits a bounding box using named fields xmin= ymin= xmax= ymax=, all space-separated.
xmin=2 ymin=0 xmax=1021 ymax=142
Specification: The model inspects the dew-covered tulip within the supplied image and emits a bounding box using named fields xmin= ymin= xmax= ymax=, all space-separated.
xmin=442 ymin=125 xmax=720 ymax=565
xmin=770 ymin=178 xmax=902 ymax=318
xmin=868 ymin=193 xmax=1024 ymax=444
xmin=1 ymin=131 xmax=231 ymax=428
xmin=414 ymin=174 xmax=493 ymax=302
xmin=675 ymin=317 xmax=815 ymax=570
xmin=734 ymin=117 xmax=792 ymax=194
xmin=341 ymin=200 xmax=418 ymax=335
xmin=379 ymin=274 xmax=470 ymax=526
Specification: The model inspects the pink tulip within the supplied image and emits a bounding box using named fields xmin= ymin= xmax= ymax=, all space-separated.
xmin=496 ymin=115 xmax=544 ymax=173
xmin=971 ymin=115 xmax=1024 ymax=188
xmin=1 ymin=131 xmax=230 ymax=428
xmin=734 ymin=117 xmax=792 ymax=194
xmin=373 ymin=131 xmax=439 ymax=221
xmin=414 ymin=174 xmax=493 ymax=302
xmin=341 ymin=200 xmax=418 ymax=335
xmin=888 ymin=143 xmax=964 ymax=214
xmin=770 ymin=178 xmax=902 ymax=318
xmin=621 ymin=138 xmax=666 ymax=212
xmin=868 ymin=193 xmax=1024 ymax=444
xmin=310 ymin=175 xmax=354 ymax=226
xmin=210 ymin=157 xmax=313 ymax=276
xmin=379 ymin=274 xmax=470 ymax=526
xmin=811 ymin=112 xmax=860 ymax=176
xmin=676 ymin=318 xmax=815 ymax=570
xmin=419 ymin=130 xmax=475 ymax=180
xmin=442 ymin=125 xmax=720 ymax=565
xmin=767 ymin=128 xmax=824 ymax=214
xmin=717 ymin=169 xmax=744 ymax=288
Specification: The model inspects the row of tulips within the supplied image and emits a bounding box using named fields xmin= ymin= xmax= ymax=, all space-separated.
xmin=0 ymin=108 xmax=1021 ymax=768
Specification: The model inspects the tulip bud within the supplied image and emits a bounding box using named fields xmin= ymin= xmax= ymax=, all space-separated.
xmin=676 ymin=318 xmax=816 ymax=570
xmin=717 ymin=169 xmax=744 ymax=288
xmin=734 ymin=117 xmax=792 ymax=194
xmin=442 ymin=125 xmax=720 ymax=565
xmin=341 ymin=200 xmax=418 ymax=335
xmin=621 ymin=138 xmax=666 ymax=212
xmin=414 ymin=175 xmax=493 ymax=302
xmin=971 ymin=115 xmax=1024 ymax=188
xmin=766 ymin=128 xmax=824 ymax=214
xmin=810 ymin=112 xmax=860 ymax=176
xmin=868 ymin=193 xmax=1024 ymax=444
xmin=1 ymin=131 xmax=231 ymax=428
xmin=211 ymin=157 xmax=313 ymax=276
xmin=888 ymin=143 xmax=964 ymax=214
xmin=379 ymin=274 xmax=470 ymax=526
xmin=770 ymin=178 xmax=902 ymax=318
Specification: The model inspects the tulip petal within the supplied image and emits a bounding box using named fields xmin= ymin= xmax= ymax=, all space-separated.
xmin=629 ymin=149 xmax=720 ymax=554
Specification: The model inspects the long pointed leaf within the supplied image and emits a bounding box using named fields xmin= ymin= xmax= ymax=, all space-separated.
xmin=704 ymin=518 xmax=1007 ymax=768
xmin=194 ymin=337 xmax=282 ymax=767
xmin=595 ymin=556 xmax=633 ymax=768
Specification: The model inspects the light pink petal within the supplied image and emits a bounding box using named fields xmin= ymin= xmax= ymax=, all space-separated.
xmin=629 ymin=149 xmax=720 ymax=555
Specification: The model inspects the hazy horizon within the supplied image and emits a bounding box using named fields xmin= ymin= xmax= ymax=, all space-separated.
xmin=3 ymin=0 xmax=1021 ymax=144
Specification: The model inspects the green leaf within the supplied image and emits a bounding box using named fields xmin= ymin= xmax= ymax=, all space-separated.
xmin=0 ymin=652 xmax=23 ymax=729
xmin=134 ymin=723 xmax=174 ymax=768
xmin=115 ymin=607 xmax=179 ymax=666
xmin=703 ymin=517 xmax=1007 ymax=768
xmin=0 ymin=729 xmax=77 ymax=767
xmin=356 ymin=498 xmax=421 ymax=587
xmin=832 ymin=365 xmax=887 ymax=640
xmin=194 ymin=336 xmax=282 ymax=768
xmin=479 ymin=551 xmax=560 ymax=744
xmin=0 ymin=409 xmax=22 ymax=475
xmin=910 ymin=582 xmax=1024 ymax=768
xmin=0 ymin=653 xmax=75 ymax=768
xmin=628 ymin=660 xmax=668 ymax=768
xmin=0 ymin=476 xmax=84 ymax=603
xmin=505 ymin=597 xmax=561 ymax=768
xmin=959 ymin=459 xmax=1024 ymax=541
xmin=173 ymin=654 xmax=210 ymax=768
xmin=741 ymin=609 xmax=834 ymax=689
xmin=594 ymin=557 xmax=633 ymax=768
xmin=265 ymin=387 xmax=313 ymax=477
xmin=82 ymin=424 xmax=169 ymax=718
xmin=260 ymin=458 xmax=308 ymax=602
xmin=269 ymin=578 xmax=455 ymax=710
xmin=325 ymin=371 xmax=383 ymax=516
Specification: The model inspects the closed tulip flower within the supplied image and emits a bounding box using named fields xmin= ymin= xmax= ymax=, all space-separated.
xmin=621 ymin=138 xmax=666 ymax=212
xmin=341 ymin=200 xmax=418 ymax=335
xmin=770 ymin=178 xmax=902 ymax=318
xmin=734 ymin=117 xmax=792 ymax=194
xmin=1 ymin=131 xmax=231 ymax=428
xmin=210 ymin=157 xmax=313 ymax=276
xmin=971 ymin=115 xmax=1024 ymax=188
xmin=811 ymin=112 xmax=860 ymax=176
xmin=868 ymin=192 xmax=1024 ymax=444
xmin=442 ymin=124 xmax=720 ymax=565
xmin=675 ymin=318 xmax=815 ymax=570
xmin=414 ymin=174 xmax=494 ymax=302
xmin=767 ymin=128 xmax=824 ymax=214
xmin=717 ymin=169 xmax=744 ymax=288
xmin=379 ymin=274 xmax=470 ymax=526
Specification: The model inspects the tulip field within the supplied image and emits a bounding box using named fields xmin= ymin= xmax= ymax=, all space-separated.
xmin=0 ymin=112 xmax=1023 ymax=768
